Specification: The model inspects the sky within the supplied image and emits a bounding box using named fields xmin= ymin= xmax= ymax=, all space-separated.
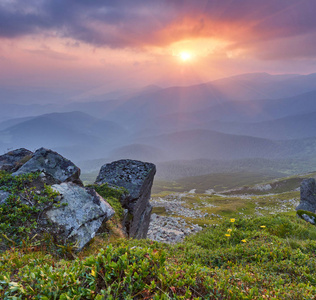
xmin=1 ymin=0 xmax=316 ymax=103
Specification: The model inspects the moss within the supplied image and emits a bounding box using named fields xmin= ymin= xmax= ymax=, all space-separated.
xmin=152 ymin=206 xmax=167 ymax=215
xmin=18 ymin=154 xmax=32 ymax=165
xmin=88 ymin=183 xmax=126 ymax=221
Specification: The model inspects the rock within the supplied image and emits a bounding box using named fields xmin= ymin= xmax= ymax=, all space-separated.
xmin=95 ymin=159 xmax=156 ymax=239
xmin=0 ymin=190 xmax=10 ymax=204
xmin=0 ymin=148 xmax=33 ymax=172
xmin=46 ymin=182 xmax=115 ymax=250
xmin=12 ymin=148 xmax=82 ymax=185
xmin=296 ymin=178 xmax=316 ymax=212
xmin=300 ymin=213 xmax=316 ymax=225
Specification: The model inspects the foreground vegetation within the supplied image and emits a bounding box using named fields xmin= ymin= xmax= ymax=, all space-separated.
xmin=0 ymin=214 xmax=316 ymax=299
xmin=1 ymin=171 xmax=316 ymax=299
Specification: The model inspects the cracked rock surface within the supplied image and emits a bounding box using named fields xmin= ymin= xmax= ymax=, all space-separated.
xmin=12 ymin=147 xmax=81 ymax=184
xmin=47 ymin=182 xmax=115 ymax=250
xmin=95 ymin=159 xmax=156 ymax=239
xmin=0 ymin=148 xmax=33 ymax=172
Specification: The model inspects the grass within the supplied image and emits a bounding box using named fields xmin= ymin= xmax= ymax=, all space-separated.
xmin=150 ymin=190 xmax=300 ymax=227
xmin=152 ymin=171 xmax=316 ymax=195
xmin=1 ymin=170 xmax=316 ymax=298
xmin=152 ymin=172 xmax=280 ymax=194
xmin=1 ymin=214 xmax=316 ymax=299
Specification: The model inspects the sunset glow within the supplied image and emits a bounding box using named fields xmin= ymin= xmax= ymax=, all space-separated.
xmin=179 ymin=52 xmax=192 ymax=62
xmin=0 ymin=1 xmax=315 ymax=101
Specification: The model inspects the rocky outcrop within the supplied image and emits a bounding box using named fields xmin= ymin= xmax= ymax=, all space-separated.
xmin=0 ymin=148 xmax=157 ymax=249
xmin=0 ymin=147 xmax=116 ymax=250
xmin=12 ymin=148 xmax=81 ymax=185
xmin=296 ymin=178 xmax=316 ymax=225
xmin=95 ymin=159 xmax=156 ymax=239
xmin=296 ymin=178 xmax=316 ymax=212
xmin=46 ymin=183 xmax=115 ymax=250
xmin=0 ymin=148 xmax=33 ymax=172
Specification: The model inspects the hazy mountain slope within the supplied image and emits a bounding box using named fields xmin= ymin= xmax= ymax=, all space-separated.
xmin=61 ymin=99 xmax=128 ymax=119
xmin=141 ymin=90 xmax=316 ymax=137
xmin=2 ymin=72 xmax=316 ymax=123
xmin=102 ymin=73 xmax=316 ymax=126
xmin=155 ymin=158 xmax=287 ymax=180
xmin=0 ymin=111 xmax=128 ymax=160
xmin=53 ymin=85 xmax=163 ymax=118
xmin=0 ymin=116 xmax=34 ymax=131
xmin=210 ymin=72 xmax=316 ymax=100
xmin=40 ymin=111 xmax=127 ymax=140
xmin=154 ymin=155 xmax=316 ymax=181
xmin=108 ymin=143 xmax=166 ymax=162
xmin=201 ymin=111 xmax=316 ymax=140
xmin=0 ymin=116 xmax=98 ymax=150
xmin=190 ymin=89 xmax=316 ymax=123
xmin=0 ymin=103 xmax=57 ymax=123
xmin=135 ymin=129 xmax=316 ymax=161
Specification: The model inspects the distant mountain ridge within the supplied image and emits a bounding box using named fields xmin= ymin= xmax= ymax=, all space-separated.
xmin=134 ymin=129 xmax=316 ymax=161
xmin=2 ymin=72 xmax=316 ymax=178
xmin=0 ymin=111 xmax=128 ymax=160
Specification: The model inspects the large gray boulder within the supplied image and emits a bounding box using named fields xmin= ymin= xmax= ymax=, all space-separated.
xmin=95 ymin=159 xmax=156 ymax=239
xmin=46 ymin=183 xmax=115 ymax=250
xmin=0 ymin=148 xmax=33 ymax=172
xmin=12 ymin=148 xmax=81 ymax=185
xmin=296 ymin=178 xmax=316 ymax=212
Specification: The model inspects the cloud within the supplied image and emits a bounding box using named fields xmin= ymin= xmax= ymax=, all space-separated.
xmin=0 ymin=0 xmax=316 ymax=60
xmin=26 ymin=48 xmax=78 ymax=61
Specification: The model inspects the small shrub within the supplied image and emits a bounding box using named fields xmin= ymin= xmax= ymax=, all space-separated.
xmin=0 ymin=171 xmax=61 ymax=250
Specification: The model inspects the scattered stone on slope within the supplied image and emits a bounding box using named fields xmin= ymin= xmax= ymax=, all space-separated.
xmin=299 ymin=213 xmax=316 ymax=225
xmin=45 ymin=182 xmax=115 ymax=250
xmin=0 ymin=148 xmax=33 ymax=172
xmin=296 ymin=178 xmax=316 ymax=212
xmin=147 ymin=214 xmax=202 ymax=243
xmin=12 ymin=147 xmax=82 ymax=185
xmin=151 ymin=196 xmax=209 ymax=219
xmin=95 ymin=159 xmax=156 ymax=239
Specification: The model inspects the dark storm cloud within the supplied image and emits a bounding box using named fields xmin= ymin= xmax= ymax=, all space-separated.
xmin=1 ymin=0 xmax=316 ymax=57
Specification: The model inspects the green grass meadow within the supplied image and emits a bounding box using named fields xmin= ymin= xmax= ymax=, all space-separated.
xmin=1 ymin=171 xmax=316 ymax=299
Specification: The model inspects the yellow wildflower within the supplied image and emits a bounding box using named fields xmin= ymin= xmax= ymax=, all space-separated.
xmin=91 ymin=269 xmax=96 ymax=277
xmin=227 ymin=229 xmax=232 ymax=232
xmin=241 ymin=239 xmax=247 ymax=243
xmin=230 ymin=218 xmax=235 ymax=223
xmin=260 ymin=225 xmax=266 ymax=228
xmin=225 ymin=234 xmax=231 ymax=237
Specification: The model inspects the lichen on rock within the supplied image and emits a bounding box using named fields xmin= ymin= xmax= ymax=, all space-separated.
xmin=95 ymin=159 xmax=156 ymax=239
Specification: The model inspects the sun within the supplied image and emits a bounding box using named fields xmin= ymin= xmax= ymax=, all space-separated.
xmin=179 ymin=51 xmax=192 ymax=61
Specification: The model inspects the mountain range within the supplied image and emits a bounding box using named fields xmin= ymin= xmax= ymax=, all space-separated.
xmin=2 ymin=72 xmax=316 ymax=178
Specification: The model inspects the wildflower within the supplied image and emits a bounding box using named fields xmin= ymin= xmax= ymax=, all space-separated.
xmin=230 ymin=218 xmax=235 ymax=223
xmin=225 ymin=234 xmax=231 ymax=237
xmin=241 ymin=239 xmax=247 ymax=243
xmin=91 ymin=269 xmax=96 ymax=277
xmin=227 ymin=229 xmax=232 ymax=232
xmin=260 ymin=225 xmax=266 ymax=228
